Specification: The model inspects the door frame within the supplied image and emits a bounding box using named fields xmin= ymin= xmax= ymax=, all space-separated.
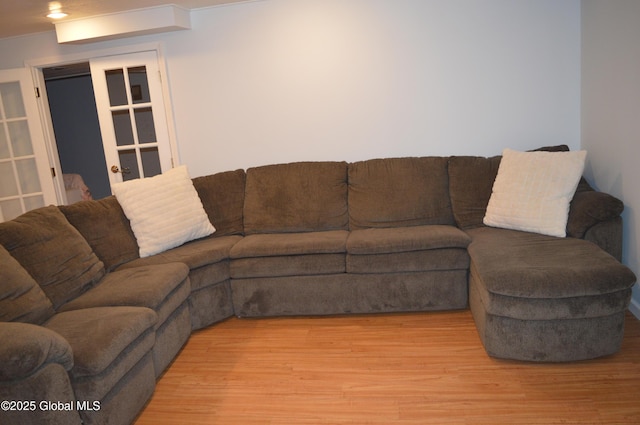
xmin=25 ymin=42 xmax=180 ymax=202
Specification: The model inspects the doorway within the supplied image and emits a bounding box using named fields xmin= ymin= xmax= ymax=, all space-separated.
xmin=43 ymin=62 xmax=111 ymax=200
xmin=37 ymin=50 xmax=176 ymax=204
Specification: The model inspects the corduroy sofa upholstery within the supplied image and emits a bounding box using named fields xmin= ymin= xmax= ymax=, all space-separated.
xmin=1 ymin=148 xmax=636 ymax=425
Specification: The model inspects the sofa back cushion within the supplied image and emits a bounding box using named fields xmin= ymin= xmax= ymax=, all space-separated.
xmin=448 ymin=155 xmax=502 ymax=229
xmin=192 ymin=169 xmax=246 ymax=236
xmin=243 ymin=161 xmax=349 ymax=234
xmin=60 ymin=196 xmax=139 ymax=271
xmin=0 ymin=206 xmax=105 ymax=309
xmin=348 ymin=157 xmax=454 ymax=230
xmin=448 ymin=145 xmax=573 ymax=230
xmin=0 ymin=244 xmax=55 ymax=324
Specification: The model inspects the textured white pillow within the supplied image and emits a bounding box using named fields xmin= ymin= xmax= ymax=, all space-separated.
xmin=112 ymin=165 xmax=215 ymax=257
xmin=483 ymin=148 xmax=587 ymax=237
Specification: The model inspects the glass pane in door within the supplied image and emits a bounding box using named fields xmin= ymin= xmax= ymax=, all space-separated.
xmin=15 ymin=158 xmax=42 ymax=193
xmin=129 ymin=66 xmax=151 ymax=104
xmin=0 ymin=161 xmax=18 ymax=197
xmin=0 ymin=82 xmax=26 ymax=118
xmin=112 ymin=110 xmax=134 ymax=146
xmin=118 ymin=149 xmax=140 ymax=181
xmin=106 ymin=69 xmax=127 ymax=106
xmin=0 ymin=123 xmax=9 ymax=158
xmin=134 ymin=107 xmax=156 ymax=143
xmin=8 ymin=120 xmax=33 ymax=156
xmin=140 ymin=147 xmax=161 ymax=177
xmin=23 ymin=195 xmax=44 ymax=211
xmin=0 ymin=199 xmax=22 ymax=221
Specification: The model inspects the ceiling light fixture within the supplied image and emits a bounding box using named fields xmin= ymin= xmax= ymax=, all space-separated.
xmin=47 ymin=10 xmax=68 ymax=19
xmin=47 ymin=2 xmax=68 ymax=19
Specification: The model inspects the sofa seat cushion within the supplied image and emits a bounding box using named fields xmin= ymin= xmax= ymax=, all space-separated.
xmin=44 ymin=306 xmax=156 ymax=401
xmin=230 ymin=231 xmax=348 ymax=278
xmin=58 ymin=263 xmax=190 ymax=327
xmin=119 ymin=235 xmax=241 ymax=271
xmin=346 ymin=225 xmax=470 ymax=274
xmin=348 ymin=157 xmax=455 ymax=229
xmin=231 ymin=231 xmax=347 ymax=257
xmin=348 ymin=250 xmax=469 ymax=274
xmin=467 ymin=227 xmax=636 ymax=299
xmin=0 ymin=206 xmax=105 ymax=309
xmin=0 ymin=245 xmax=55 ymax=325
xmin=118 ymin=235 xmax=240 ymax=293
xmin=347 ymin=225 xmax=470 ymax=254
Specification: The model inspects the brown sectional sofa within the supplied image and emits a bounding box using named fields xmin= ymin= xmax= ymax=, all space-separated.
xmin=1 ymin=148 xmax=636 ymax=425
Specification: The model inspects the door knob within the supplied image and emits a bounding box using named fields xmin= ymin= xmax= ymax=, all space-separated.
xmin=111 ymin=165 xmax=131 ymax=174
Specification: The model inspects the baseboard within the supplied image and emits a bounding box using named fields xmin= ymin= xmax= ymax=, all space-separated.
xmin=629 ymin=298 xmax=640 ymax=320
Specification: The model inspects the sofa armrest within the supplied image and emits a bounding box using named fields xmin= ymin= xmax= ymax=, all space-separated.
xmin=0 ymin=322 xmax=73 ymax=381
xmin=583 ymin=217 xmax=624 ymax=261
xmin=567 ymin=186 xmax=624 ymax=239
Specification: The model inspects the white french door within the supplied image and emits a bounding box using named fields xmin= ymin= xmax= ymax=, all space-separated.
xmin=0 ymin=68 xmax=56 ymax=222
xmin=90 ymin=51 xmax=173 ymax=187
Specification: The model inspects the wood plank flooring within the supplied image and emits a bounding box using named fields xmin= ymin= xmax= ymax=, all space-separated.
xmin=135 ymin=310 xmax=640 ymax=424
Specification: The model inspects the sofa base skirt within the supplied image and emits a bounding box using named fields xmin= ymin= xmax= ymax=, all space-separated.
xmin=81 ymin=351 xmax=156 ymax=425
xmin=189 ymin=279 xmax=234 ymax=330
xmin=153 ymin=300 xmax=191 ymax=376
xmin=0 ymin=363 xmax=82 ymax=425
xmin=469 ymin=278 xmax=626 ymax=362
xmin=231 ymin=270 xmax=468 ymax=317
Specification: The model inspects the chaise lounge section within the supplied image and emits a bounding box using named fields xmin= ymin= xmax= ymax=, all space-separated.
xmin=468 ymin=226 xmax=635 ymax=361
xmin=1 ymin=147 xmax=636 ymax=425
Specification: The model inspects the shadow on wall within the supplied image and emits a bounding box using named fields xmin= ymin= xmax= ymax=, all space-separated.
xmin=622 ymin=205 xmax=640 ymax=317
xmin=582 ymin=163 xmax=638 ymax=317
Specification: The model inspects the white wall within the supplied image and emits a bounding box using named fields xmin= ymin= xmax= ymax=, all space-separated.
xmin=0 ymin=0 xmax=581 ymax=176
xmin=582 ymin=0 xmax=640 ymax=317
xmin=167 ymin=0 xmax=582 ymax=173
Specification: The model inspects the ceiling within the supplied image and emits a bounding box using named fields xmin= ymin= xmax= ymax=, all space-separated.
xmin=0 ymin=0 xmax=250 ymax=40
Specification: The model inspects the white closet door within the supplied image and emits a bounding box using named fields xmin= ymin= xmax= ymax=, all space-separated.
xmin=0 ymin=68 xmax=56 ymax=222
xmin=90 ymin=51 xmax=173 ymax=188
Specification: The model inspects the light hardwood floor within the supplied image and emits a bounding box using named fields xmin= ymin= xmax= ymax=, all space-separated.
xmin=135 ymin=310 xmax=640 ymax=424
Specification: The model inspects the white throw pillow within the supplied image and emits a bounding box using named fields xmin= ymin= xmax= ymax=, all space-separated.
xmin=483 ymin=148 xmax=587 ymax=237
xmin=112 ymin=165 xmax=215 ymax=257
